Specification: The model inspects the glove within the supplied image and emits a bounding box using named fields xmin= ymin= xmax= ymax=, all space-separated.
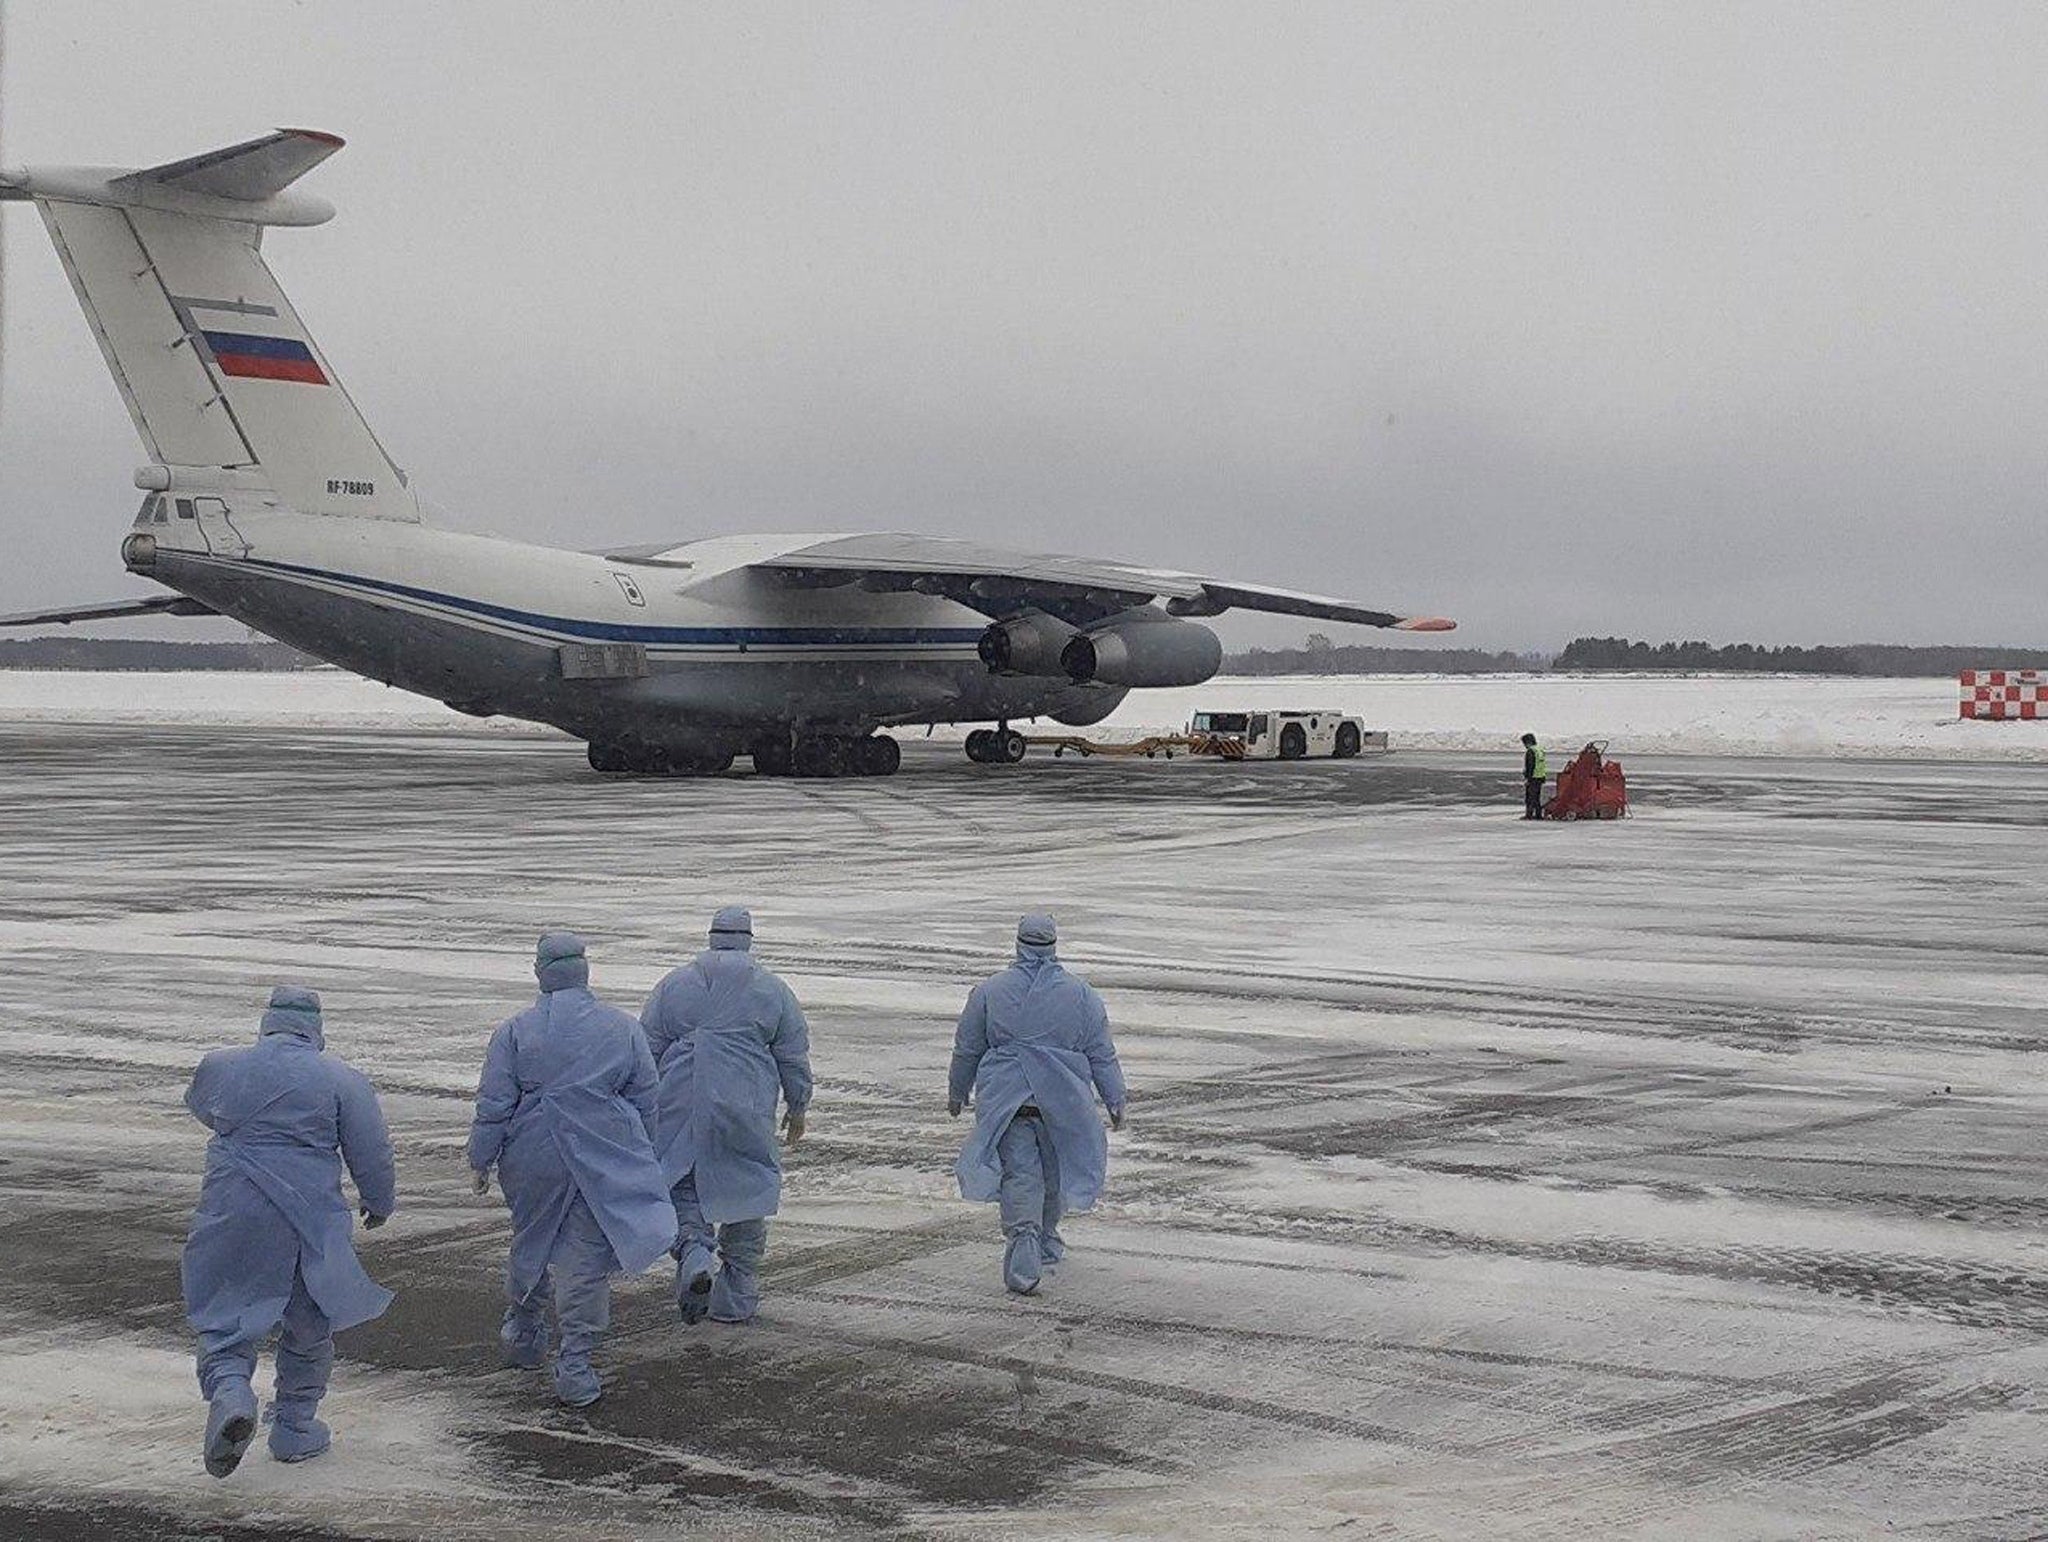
xmin=781 ymin=1108 xmax=806 ymax=1147
xmin=947 ymin=1098 xmax=963 ymax=1118
xmin=360 ymin=1208 xmax=388 ymax=1230
xmin=1108 ymin=1105 xmax=1126 ymax=1132
xmin=471 ymin=1167 xmax=492 ymax=1196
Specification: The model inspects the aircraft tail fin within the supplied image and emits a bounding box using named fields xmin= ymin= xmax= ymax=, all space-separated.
xmin=4 ymin=130 xmax=419 ymax=524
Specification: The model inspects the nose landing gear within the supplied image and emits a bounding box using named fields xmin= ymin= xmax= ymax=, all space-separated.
xmin=964 ymin=725 xmax=1028 ymax=765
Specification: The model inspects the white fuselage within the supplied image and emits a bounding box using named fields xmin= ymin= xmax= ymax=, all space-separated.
xmin=125 ymin=501 xmax=1124 ymax=754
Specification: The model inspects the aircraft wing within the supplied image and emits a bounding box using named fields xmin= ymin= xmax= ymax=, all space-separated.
xmin=749 ymin=534 xmax=1454 ymax=630
xmin=1177 ymin=578 xmax=1455 ymax=630
xmin=0 ymin=595 xmax=218 ymax=627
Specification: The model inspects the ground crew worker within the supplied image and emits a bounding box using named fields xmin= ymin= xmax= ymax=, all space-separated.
xmin=1521 ymin=732 xmax=1548 ymax=819
xmin=181 ymin=985 xmax=396 ymax=1477
xmin=949 ymin=913 xmax=1127 ymax=1295
xmin=468 ymin=932 xmax=676 ymax=1407
xmin=641 ymin=906 xmax=813 ymax=1325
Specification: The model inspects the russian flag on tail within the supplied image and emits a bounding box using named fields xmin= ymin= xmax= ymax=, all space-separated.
xmin=201 ymin=330 xmax=328 ymax=385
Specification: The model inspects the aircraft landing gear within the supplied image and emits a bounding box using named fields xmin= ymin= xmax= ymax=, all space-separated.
xmin=750 ymin=736 xmax=795 ymax=777
xmin=586 ymin=740 xmax=733 ymax=776
xmin=675 ymin=750 xmax=735 ymax=775
xmin=965 ymin=725 xmax=1027 ymax=765
xmin=792 ymin=736 xmax=851 ymax=778
xmin=852 ymin=734 xmax=901 ymax=776
xmin=753 ymin=733 xmax=900 ymax=778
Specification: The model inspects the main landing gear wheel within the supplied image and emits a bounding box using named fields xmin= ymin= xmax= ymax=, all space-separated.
xmin=852 ymin=734 xmax=901 ymax=776
xmin=751 ymin=737 xmax=795 ymax=777
xmin=589 ymin=738 xmax=668 ymax=774
xmin=587 ymin=741 xmax=732 ymax=776
xmin=793 ymin=736 xmax=851 ymax=778
xmin=779 ymin=733 xmax=902 ymax=778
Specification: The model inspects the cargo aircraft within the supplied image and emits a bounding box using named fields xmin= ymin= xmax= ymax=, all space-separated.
xmin=0 ymin=130 xmax=1451 ymax=776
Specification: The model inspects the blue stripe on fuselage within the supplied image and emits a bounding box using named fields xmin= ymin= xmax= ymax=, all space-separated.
xmin=235 ymin=555 xmax=986 ymax=648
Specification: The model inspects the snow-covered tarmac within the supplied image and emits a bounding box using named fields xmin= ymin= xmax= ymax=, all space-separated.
xmin=2 ymin=667 xmax=2043 ymax=760
xmin=0 ymin=706 xmax=2042 ymax=1539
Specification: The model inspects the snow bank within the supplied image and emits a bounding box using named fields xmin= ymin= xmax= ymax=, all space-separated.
xmin=0 ymin=668 xmax=2041 ymax=761
xmin=0 ymin=669 xmax=559 ymax=734
xmin=1093 ymin=672 xmax=2048 ymax=761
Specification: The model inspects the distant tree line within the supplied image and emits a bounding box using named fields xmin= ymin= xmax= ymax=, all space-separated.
xmin=1835 ymin=644 xmax=2048 ymax=677
xmin=1555 ymin=637 xmax=1856 ymax=673
xmin=1223 ymin=633 xmax=2048 ymax=677
xmin=1552 ymin=637 xmax=2048 ymax=676
xmin=0 ymin=638 xmax=315 ymax=671
xmin=1229 ymin=634 xmax=1544 ymax=675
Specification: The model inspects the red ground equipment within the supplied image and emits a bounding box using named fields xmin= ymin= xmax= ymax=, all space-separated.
xmin=1544 ymin=741 xmax=1628 ymax=820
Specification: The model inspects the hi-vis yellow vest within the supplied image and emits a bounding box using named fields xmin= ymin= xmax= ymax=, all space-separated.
xmin=1531 ymin=745 xmax=1548 ymax=779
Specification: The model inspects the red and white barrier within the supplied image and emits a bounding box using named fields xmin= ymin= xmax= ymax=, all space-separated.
xmin=1961 ymin=669 xmax=2045 ymax=720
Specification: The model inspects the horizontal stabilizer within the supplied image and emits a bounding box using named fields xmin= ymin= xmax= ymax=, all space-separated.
xmin=0 ymin=129 xmax=344 ymax=225
xmin=0 ymin=595 xmax=218 ymax=628
xmin=110 ymin=129 xmax=344 ymax=204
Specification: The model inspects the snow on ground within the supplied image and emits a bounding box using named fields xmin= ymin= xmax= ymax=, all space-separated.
xmin=1097 ymin=672 xmax=2048 ymax=760
xmin=0 ymin=667 xmax=2042 ymax=760
xmin=0 ymin=724 xmax=2043 ymax=1540
xmin=0 ymin=667 xmax=548 ymax=734
xmin=0 ymin=1332 xmax=490 ymax=1524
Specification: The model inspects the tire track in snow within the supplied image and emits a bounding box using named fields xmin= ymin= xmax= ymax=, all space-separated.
xmin=773 ymin=1318 xmax=1465 ymax=1454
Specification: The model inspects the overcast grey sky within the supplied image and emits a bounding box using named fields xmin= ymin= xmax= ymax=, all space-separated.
xmin=3 ymin=2 xmax=2044 ymax=650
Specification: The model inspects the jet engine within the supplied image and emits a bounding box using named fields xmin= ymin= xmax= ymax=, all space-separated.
xmin=1060 ymin=613 xmax=1223 ymax=688
xmin=978 ymin=613 xmax=1079 ymax=676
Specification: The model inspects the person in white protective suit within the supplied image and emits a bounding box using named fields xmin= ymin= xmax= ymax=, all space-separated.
xmin=468 ymin=932 xmax=676 ymax=1407
xmin=641 ymin=907 xmax=814 ymax=1325
xmin=181 ymin=985 xmax=396 ymax=1475
xmin=949 ymin=914 xmax=1127 ymax=1294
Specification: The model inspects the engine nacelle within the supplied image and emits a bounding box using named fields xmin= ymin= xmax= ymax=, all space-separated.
xmin=1060 ymin=613 xmax=1223 ymax=688
xmin=978 ymin=613 xmax=1079 ymax=676
xmin=1049 ymin=686 xmax=1128 ymax=727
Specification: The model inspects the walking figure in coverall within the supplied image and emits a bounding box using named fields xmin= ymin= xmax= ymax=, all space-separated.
xmin=641 ymin=906 xmax=814 ymax=1325
xmin=468 ymin=932 xmax=676 ymax=1407
xmin=181 ymin=985 xmax=396 ymax=1476
xmin=950 ymin=913 xmax=1127 ymax=1295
